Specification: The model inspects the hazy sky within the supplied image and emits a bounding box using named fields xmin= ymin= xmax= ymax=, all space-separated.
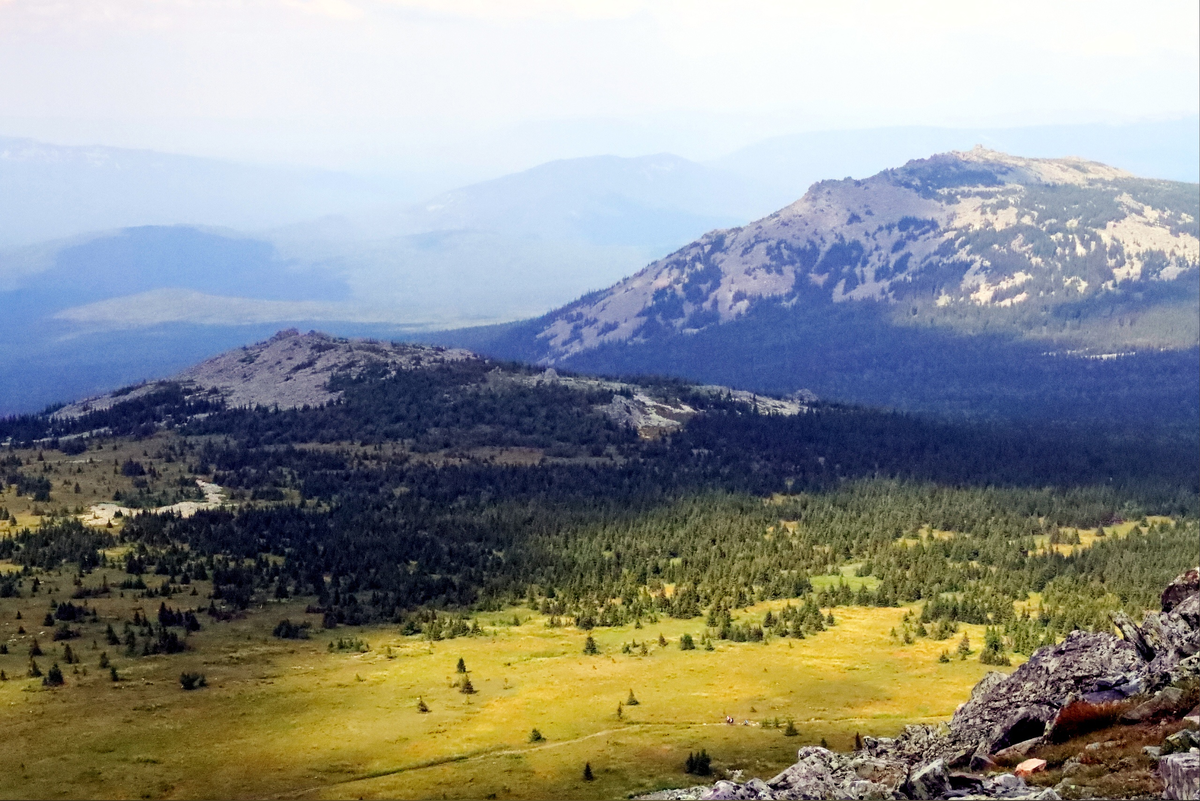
xmin=1 ymin=0 xmax=1196 ymax=173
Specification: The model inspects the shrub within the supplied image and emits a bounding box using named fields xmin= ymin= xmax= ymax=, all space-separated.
xmin=680 ymin=633 xmax=696 ymax=650
xmin=583 ymin=635 xmax=599 ymax=655
xmin=272 ymin=619 xmax=310 ymax=640
xmin=1048 ymin=699 xmax=1130 ymax=743
xmin=784 ymin=719 xmax=799 ymax=737
xmin=529 ymin=728 xmax=544 ymax=742
xmin=179 ymin=672 xmax=207 ymax=690
xmin=684 ymin=750 xmax=712 ymax=775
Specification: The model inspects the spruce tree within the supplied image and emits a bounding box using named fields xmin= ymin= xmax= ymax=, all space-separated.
xmin=583 ymin=763 xmax=594 ymax=781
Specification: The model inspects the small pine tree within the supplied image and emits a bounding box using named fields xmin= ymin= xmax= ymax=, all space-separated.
xmin=456 ymin=657 xmax=467 ymax=673
xmin=28 ymin=659 xmax=42 ymax=678
xmin=820 ymin=737 xmax=829 ymax=749
xmin=110 ymin=666 xmax=120 ymax=682
xmin=29 ymin=639 xmax=42 ymax=657
xmin=626 ymin=689 xmax=639 ymax=706
xmin=583 ymin=762 xmax=594 ymax=781
xmin=657 ymin=633 xmax=667 ymax=647
xmin=529 ymin=728 xmax=544 ymax=743
xmin=679 ymin=633 xmax=695 ymax=650
xmin=616 ymin=702 xmax=623 ymax=720
xmin=417 ymin=697 xmax=430 ymax=713
xmin=979 ymin=627 xmax=1011 ymax=666
xmin=459 ymin=677 xmax=476 ymax=694
xmin=855 ymin=732 xmax=863 ymax=751
xmin=783 ymin=719 xmax=799 ymax=737
xmin=956 ymin=633 xmax=971 ymax=659
xmin=583 ymin=635 xmax=599 ymax=655
xmin=43 ymin=662 xmax=64 ymax=686
xmin=937 ymin=650 xmax=951 ymax=663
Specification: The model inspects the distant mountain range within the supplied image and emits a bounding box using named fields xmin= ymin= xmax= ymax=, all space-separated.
xmin=428 ymin=148 xmax=1199 ymax=426
xmin=1 ymin=120 xmax=1197 ymax=417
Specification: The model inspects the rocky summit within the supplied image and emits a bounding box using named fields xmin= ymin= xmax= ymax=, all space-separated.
xmin=532 ymin=147 xmax=1199 ymax=362
xmin=643 ymin=569 xmax=1200 ymax=801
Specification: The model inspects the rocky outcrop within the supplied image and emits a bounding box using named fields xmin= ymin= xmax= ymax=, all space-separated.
xmin=642 ymin=569 xmax=1200 ymax=801
xmin=1162 ymin=568 xmax=1200 ymax=613
xmin=948 ymin=631 xmax=1145 ymax=759
xmin=1160 ymin=753 xmax=1200 ymax=800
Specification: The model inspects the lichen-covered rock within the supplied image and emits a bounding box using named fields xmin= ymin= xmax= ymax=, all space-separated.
xmin=763 ymin=747 xmax=901 ymax=800
xmin=1162 ymin=568 xmax=1200 ymax=613
xmin=701 ymin=779 xmax=774 ymax=800
xmin=949 ymin=631 xmax=1145 ymax=756
xmin=905 ymin=759 xmax=949 ymax=800
xmin=1161 ymin=727 xmax=1200 ymax=755
xmin=1121 ymin=685 xmax=1184 ymax=722
xmin=1160 ymin=752 xmax=1200 ymax=800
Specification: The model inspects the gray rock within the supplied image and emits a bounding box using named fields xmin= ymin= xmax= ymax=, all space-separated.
xmin=1121 ymin=685 xmax=1183 ymax=722
xmin=949 ymin=631 xmax=1146 ymax=756
xmin=1162 ymin=568 xmax=1200 ymax=613
xmin=1162 ymin=728 xmax=1200 ymax=755
xmin=993 ymin=737 xmax=1042 ymax=763
xmin=1160 ymin=752 xmax=1200 ymax=800
xmin=700 ymin=781 xmax=742 ymax=800
xmin=905 ymin=759 xmax=949 ymax=800
xmin=1143 ymin=745 xmax=1162 ymax=760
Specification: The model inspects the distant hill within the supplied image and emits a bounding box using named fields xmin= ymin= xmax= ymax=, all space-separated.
xmin=0 ymin=153 xmax=770 ymax=415
xmin=426 ymin=148 xmax=1200 ymax=426
xmin=0 ymin=136 xmax=410 ymax=248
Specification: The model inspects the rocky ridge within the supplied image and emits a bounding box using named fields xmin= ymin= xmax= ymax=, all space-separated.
xmin=643 ymin=569 xmax=1200 ymax=800
xmin=50 ymin=329 xmax=810 ymax=439
xmin=531 ymin=148 xmax=1199 ymax=362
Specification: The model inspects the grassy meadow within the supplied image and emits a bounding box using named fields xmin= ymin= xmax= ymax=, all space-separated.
xmin=0 ymin=561 xmax=1013 ymax=800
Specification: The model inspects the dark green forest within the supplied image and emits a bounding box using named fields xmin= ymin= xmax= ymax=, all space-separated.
xmin=1 ymin=357 xmax=1197 ymax=659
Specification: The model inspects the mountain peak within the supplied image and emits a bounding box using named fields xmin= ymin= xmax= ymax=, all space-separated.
xmin=527 ymin=150 xmax=1197 ymax=362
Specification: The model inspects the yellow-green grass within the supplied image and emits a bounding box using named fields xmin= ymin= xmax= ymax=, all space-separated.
xmin=1 ymin=434 xmax=204 ymax=528
xmin=1031 ymin=518 xmax=1169 ymax=556
xmin=0 ymin=567 xmax=1015 ymax=800
xmin=810 ymin=564 xmax=880 ymax=593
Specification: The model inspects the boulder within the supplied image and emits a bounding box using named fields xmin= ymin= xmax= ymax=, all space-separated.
xmin=1014 ymin=758 xmax=1046 ymax=778
xmin=1121 ymin=685 xmax=1183 ymax=722
xmin=1160 ymin=752 xmax=1200 ymax=800
xmin=1161 ymin=727 xmax=1200 ymax=755
xmin=700 ymin=778 xmax=773 ymax=800
xmin=1162 ymin=568 xmax=1200 ymax=613
xmin=905 ymin=759 xmax=949 ymax=800
xmin=765 ymin=747 xmax=899 ymax=800
xmin=990 ymin=737 xmax=1041 ymax=763
xmin=949 ymin=631 xmax=1145 ymax=755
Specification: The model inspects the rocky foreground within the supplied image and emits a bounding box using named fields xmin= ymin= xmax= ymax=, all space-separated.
xmin=644 ymin=570 xmax=1200 ymax=801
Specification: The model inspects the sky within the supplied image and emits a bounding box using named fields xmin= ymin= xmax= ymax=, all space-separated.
xmin=0 ymin=0 xmax=1196 ymax=175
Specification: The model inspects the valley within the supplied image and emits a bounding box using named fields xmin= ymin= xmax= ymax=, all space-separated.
xmin=0 ymin=330 xmax=1196 ymax=798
